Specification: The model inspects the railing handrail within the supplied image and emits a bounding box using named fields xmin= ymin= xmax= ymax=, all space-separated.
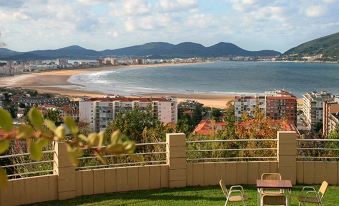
xmin=186 ymin=139 xmax=278 ymax=143
xmin=187 ymin=148 xmax=277 ymax=152
xmin=187 ymin=157 xmax=277 ymax=161
xmin=1 ymin=160 xmax=54 ymax=168
xmin=135 ymin=142 xmax=166 ymax=146
xmin=78 ymin=151 xmax=167 ymax=160
xmin=76 ymin=160 xmax=166 ymax=170
xmin=297 ymin=139 xmax=339 ymax=142
xmin=0 ymin=150 xmax=54 ymax=159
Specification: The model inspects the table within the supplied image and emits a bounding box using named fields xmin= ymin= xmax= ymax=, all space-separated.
xmin=256 ymin=180 xmax=292 ymax=189
xmin=256 ymin=180 xmax=292 ymax=206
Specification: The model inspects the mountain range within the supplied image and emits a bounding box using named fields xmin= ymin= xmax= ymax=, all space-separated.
xmin=283 ymin=32 xmax=339 ymax=60
xmin=0 ymin=42 xmax=281 ymax=60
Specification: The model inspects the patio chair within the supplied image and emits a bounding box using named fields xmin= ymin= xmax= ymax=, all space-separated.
xmin=261 ymin=193 xmax=288 ymax=206
xmin=219 ymin=179 xmax=247 ymax=206
xmin=298 ymin=181 xmax=328 ymax=206
xmin=261 ymin=173 xmax=282 ymax=181
xmin=260 ymin=173 xmax=284 ymax=194
xmin=258 ymin=173 xmax=285 ymax=206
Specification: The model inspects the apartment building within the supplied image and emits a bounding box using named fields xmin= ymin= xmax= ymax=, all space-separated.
xmin=303 ymin=91 xmax=334 ymax=130
xmin=323 ymin=98 xmax=339 ymax=136
xmin=79 ymin=97 xmax=177 ymax=132
xmin=265 ymin=90 xmax=297 ymax=125
xmin=234 ymin=94 xmax=266 ymax=119
xmin=234 ymin=90 xmax=297 ymax=125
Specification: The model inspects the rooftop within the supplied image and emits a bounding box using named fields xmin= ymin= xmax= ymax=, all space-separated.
xmin=304 ymin=91 xmax=333 ymax=101
xmin=193 ymin=120 xmax=226 ymax=136
xmin=83 ymin=97 xmax=175 ymax=102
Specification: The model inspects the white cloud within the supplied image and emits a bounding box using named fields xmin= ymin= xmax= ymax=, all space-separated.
xmin=305 ymin=5 xmax=326 ymax=17
xmin=229 ymin=0 xmax=256 ymax=11
xmin=322 ymin=0 xmax=336 ymax=3
xmin=0 ymin=0 xmax=338 ymax=52
xmin=159 ymin=0 xmax=197 ymax=11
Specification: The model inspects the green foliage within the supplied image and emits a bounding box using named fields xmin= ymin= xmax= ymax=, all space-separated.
xmin=176 ymin=116 xmax=194 ymax=135
xmin=0 ymin=107 xmax=135 ymax=187
xmin=105 ymin=108 xmax=161 ymax=142
xmin=211 ymin=108 xmax=223 ymax=121
xmin=28 ymin=108 xmax=44 ymax=129
xmin=0 ymin=108 xmax=13 ymax=132
xmin=44 ymin=109 xmax=61 ymax=124
xmin=284 ymin=32 xmax=339 ymax=60
xmin=0 ymin=140 xmax=10 ymax=154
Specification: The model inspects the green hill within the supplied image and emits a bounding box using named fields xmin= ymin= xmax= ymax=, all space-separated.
xmin=283 ymin=32 xmax=339 ymax=61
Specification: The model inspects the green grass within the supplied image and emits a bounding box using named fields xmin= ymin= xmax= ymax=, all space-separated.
xmin=31 ymin=185 xmax=339 ymax=206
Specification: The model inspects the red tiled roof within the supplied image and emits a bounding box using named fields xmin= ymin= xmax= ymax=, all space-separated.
xmin=193 ymin=120 xmax=227 ymax=136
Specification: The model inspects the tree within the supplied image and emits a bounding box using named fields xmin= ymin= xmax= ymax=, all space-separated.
xmin=176 ymin=116 xmax=194 ymax=135
xmin=211 ymin=108 xmax=223 ymax=121
xmin=44 ymin=109 xmax=61 ymax=124
xmin=104 ymin=108 xmax=161 ymax=142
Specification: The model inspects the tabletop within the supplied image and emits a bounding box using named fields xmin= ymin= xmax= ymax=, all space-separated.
xmin=256 ymin=180 xmax=293 ymax=189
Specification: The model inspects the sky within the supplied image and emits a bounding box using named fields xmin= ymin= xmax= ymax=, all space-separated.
xmin=0 ymin=0 xmax=338 ymax=53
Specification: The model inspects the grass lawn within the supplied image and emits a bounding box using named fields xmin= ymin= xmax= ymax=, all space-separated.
xmin=31 ymin=185 xmax=339 ymax=206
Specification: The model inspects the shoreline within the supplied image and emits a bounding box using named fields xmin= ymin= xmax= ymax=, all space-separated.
xmin=0 ymin=62 xmax=235 ymax=108
xmin=0 ymin=62 xmax=305 ymax=108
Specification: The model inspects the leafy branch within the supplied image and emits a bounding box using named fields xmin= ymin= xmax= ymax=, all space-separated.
xmin=0 ymin=108 xmax=135 ymax=187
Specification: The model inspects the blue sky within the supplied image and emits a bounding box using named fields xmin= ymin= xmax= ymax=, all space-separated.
xmin=0 ymin=0 xmax=338 ymax=52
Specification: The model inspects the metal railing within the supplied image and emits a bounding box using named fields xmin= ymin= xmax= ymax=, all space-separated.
xmin=186 ymin=138 xmax=278 ymax=162
xmin=0 ymin=150 xmax=54 ymax=179
xmin=77 ymin=142 xmax=167 ymax=170
xmin=297 ymin=139 xmax=339 ymax=161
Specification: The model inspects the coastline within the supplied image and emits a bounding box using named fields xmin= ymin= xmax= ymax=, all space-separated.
xmin=0 ymin=62 xmax=235 ymax=108
xmin=0 ymin=61 xmax=307 ymax=108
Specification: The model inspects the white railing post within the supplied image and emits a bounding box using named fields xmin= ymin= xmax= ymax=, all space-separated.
xmin=277 ymin=131 xmax=297 ymax=185
xmin=166 ymin=133 xmax=187 ymax=188
xmin=53 ymin=142 xmax=76 ymax=200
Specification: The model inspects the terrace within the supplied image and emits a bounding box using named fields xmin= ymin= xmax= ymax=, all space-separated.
xmin=0 ymin=131 xmax=338 ymax=206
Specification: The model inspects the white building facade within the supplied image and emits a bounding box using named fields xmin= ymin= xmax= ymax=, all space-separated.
xmin=303 ymin=91 xmax=334 ymax=130
xmin=79 ymin=97 xmax=177 ymax=132
xmin=234 ymin=95 xmax=266 ymax=119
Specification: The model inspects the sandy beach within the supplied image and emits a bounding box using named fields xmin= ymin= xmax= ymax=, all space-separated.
xmin=0 ymin=63 xmax=234 ymax=108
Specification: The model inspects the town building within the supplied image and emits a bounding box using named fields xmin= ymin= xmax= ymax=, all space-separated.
xmin=303 ymin=91 xmax=334 ymax=130
xmin=193 ymin=120 xmax=226 ymax=136
xmin=17 ymin=96 xmax=71 ymax=107
xmin=265 ymin=90 xmax=297 ymax=125
xmin=234 ymin=90 xmax=297 ymax=125
xmin=79 ymin=97 xmax=177 ymax=132
xmin=103 ymin=57 xmax=118 ymax=66
xmin=234 ymin=94 xmax=266 ymax=119
xmin=323 ymin=98 xmax=339 ymax=136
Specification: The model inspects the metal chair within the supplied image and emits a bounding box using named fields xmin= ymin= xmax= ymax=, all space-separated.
xmin=298 ymin=181 xmax=328 ymax=206
xmin=261 ymin=173 xmax=282 ymax=181
xmin=219 ymin=179 xmax=247 ymax=206
xmin=262 ymin=194 xmax=288 ymax=206
xmin=260 ymin=173 xmax=284 ymax=194
xmin=258 ymin=173 xmax=286 ymax=206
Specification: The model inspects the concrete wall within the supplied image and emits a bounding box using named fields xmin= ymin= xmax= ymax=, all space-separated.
xmin=187 ymin=161 xmax=278 ymax=186
xmin=297 ymin=161 xmax=339 ymax=185
xmin=0 ymin=175 xmax=57 ymax=206
xmin=0 ymin=132 xmax=338 ymax=206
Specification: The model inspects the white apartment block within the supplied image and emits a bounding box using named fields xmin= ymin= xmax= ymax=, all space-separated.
xmin=234 ymin=95 xmax=266 ymax=119
xmin=79 ymin=97 xmax=177 ymax=132
xmin=234 ymin=90 xmax=297 ymax=125
xmin=303 ymin=91 xmax=334 ymax=130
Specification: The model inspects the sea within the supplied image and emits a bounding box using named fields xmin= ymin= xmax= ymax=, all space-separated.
xmin=68 ymin=61 xmax=339 ymax=97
